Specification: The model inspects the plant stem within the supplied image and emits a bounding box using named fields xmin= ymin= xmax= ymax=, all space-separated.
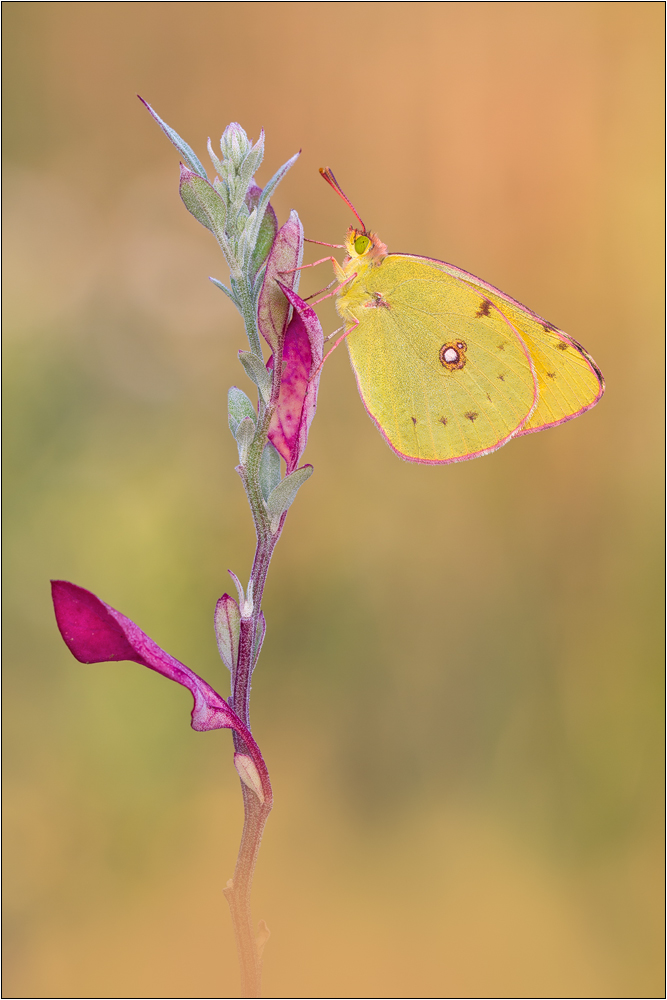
xmin=223 ymin=300 xmax=286 ymax=998
xmin=223 ymin=779 xmax=273 ymax=997
xmin=235 ymin=277 xmax=262 ymax=359
xmin=224 ymin=524 xmax=283 ymax=996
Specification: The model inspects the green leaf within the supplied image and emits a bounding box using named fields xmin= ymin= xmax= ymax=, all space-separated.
xmin=235 ymin=416 xmax=255 ymax=464
xmin=245 ymin=152 xmax=299 ymax=281
xmin=252 ymin=262 xmax=268 ymax=297
xmin=250 ymin=203 xmax=278 ymax=279
xmin=236 ymin=143 xmax=265 ymax=206
xmin=210 ymin=276 xmax=238 ymax=306
xmin=179 ymin=167 xmax=228 ymax=245
xmin=266 ymin=464 xmax=313 ymax=532
xmin=238 ymin=351 xmax=272 ymax=405
xmin=139 ymin=98 xmax=208 ymax=179
xmin=214 ymin=595 xmax=241 ymax=673
xmin=206 ymin=137 xmax=224 ymax=177
xmin=228 ymin=386 xmax=257 ymax=437
xmin=253 ymin=611 xmax=266 ymax=665
xmin=257 ymin=152 xmax=300 ymax=220
xmin=259 ymin=441 xmax=281 ymax=501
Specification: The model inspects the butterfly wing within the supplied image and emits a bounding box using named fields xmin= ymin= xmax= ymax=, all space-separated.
xmin=341 ymin=257 xmax=538 ymax=464
xmin=401 ymin=255 xmax=605 ymax=435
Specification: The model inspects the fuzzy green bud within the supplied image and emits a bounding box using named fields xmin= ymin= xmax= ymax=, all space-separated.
xmin=220 ymin=123 xmax=252 ymax=168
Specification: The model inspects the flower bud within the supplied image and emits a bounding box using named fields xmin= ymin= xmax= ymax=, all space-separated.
xmin=220 ymin=122 xmax=251 ymax=168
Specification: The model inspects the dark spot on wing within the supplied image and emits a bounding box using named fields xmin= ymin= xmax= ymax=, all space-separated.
xmin=556 ymin=341 xmax=568 ymax=351
xmin=439 ymin=416 xmax=448 ymax=426
xmin=486 ymin=393 xmax=492 ymax=402
xmin=464 ymin=411 xmax=479 ymax=422
xmin=411 ymin=416 xmax=417 ymax=426
xmin=497 ymin=343 xmax=505 ymax=351
xmin=439 ymin=340 xmax=467 ymax=370
xmin=497 ymin=374 xmax=506 ymax=381
xmin=546 ymin=371 xmax=556 ymax=379
xmin=476 ymin=298 xmax=492 ymax=318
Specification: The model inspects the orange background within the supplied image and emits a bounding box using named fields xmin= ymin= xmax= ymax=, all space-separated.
xmin=3 ymin=3 xmax=663 ymax=997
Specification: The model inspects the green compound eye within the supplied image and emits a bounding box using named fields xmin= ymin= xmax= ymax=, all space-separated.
xmin=354 ymin=234 xmax=370 ymax=255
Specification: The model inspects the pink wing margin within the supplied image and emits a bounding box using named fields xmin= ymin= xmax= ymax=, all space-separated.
xmin=396 ymin=253 xmax=605 ymax=436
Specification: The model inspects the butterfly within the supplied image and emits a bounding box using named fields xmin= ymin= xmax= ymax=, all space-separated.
xmin=314 ymin=168 xmax=604 ymax=465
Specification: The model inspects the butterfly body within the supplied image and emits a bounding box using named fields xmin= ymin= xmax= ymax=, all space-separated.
xmin=330 ymin=220 xmax=604 ymax=465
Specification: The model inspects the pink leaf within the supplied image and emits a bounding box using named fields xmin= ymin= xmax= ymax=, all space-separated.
xmin=51 ymin=580 xmax=272 ymax=803
xmin=257 ymin=211 xmax=303 ymax=355
xmin=267 ymin=285 xmax=324 ymax=472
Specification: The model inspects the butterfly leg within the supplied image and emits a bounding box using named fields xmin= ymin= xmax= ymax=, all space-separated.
xmin=279 ymin=255 xmax=339 ymax=275
xmin=309 ymin=271 xmax=357 ymax=305
xmin=304 ymin=238 xmax=345 ymax=248
xmin=302 ymin=278 xmax=337 ymax=301
xmin=308 ymin=319 xmax=360 ymax=382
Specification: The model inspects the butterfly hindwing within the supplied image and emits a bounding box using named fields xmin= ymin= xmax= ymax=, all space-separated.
xmin=342 ymin=257 xmax=538 ymax=464
xmin=404 ymin=255 xmax=605 ymax=435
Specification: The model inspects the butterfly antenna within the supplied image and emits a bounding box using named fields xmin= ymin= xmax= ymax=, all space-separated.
xmin=319 ymin=167 xmax=367 ymax=233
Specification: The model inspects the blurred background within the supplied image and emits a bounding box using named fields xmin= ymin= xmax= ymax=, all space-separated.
xmin=3 ymin=3 xmax=663 ymax=997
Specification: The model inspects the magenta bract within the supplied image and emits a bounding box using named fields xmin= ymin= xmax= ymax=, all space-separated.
xmin=52 ymin=580 xmax=237 ymax=732
xmin=257 ymin=211 xmax=303 ymax=356
xmin=51 ymin=581 xmax=272 ymax=802
xmin=267 ymin=285 xmax=324 ymax=473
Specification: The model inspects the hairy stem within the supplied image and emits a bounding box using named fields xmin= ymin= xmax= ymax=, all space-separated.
xmin=236 ymin=277 xmax=263 ymax=359
xmin=223 ymin=304 xmax=286 ymax=997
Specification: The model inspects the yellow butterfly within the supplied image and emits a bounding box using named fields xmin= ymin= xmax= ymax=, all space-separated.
xmin=316 ymin=168 xmax=604 ymax=465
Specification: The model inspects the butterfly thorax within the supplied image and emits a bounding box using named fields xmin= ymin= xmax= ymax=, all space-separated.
xmin=334 ymin=227 xmax=388 ymax=325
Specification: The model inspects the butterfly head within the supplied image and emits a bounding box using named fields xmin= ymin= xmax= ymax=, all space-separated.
xmin=344 ymin=226 xmax=388 ymax=265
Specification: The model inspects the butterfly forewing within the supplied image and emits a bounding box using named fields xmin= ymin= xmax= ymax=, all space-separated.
xmin=476 ymin=299 xmax=603 ymax=435
xmin=343 ymin=258 xmax=538 ymax=464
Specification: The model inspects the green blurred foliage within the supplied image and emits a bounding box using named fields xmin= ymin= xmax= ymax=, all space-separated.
xmin=3 ymin=3 xmax=663 ymax=997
